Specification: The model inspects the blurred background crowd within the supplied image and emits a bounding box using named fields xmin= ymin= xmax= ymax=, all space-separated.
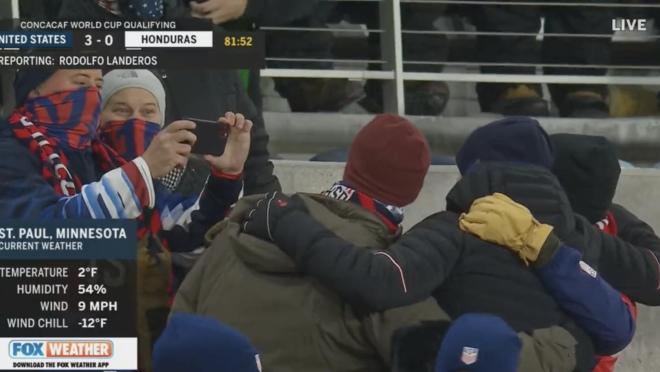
xmin=1 ymin=0 xmax=660 ymax=166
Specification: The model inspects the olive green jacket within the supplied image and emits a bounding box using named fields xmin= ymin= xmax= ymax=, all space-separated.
xmin=172 ymin=194 xmax=578 ymax=372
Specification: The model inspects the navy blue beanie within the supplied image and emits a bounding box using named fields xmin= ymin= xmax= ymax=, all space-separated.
xmin=455 ymin=117 xmax=554 ymax=175
xmin=152 ymin=313 xmax=261 ymax=372
xmin=13 ymin=70 xmax=56 ymax=106
xmin=435 ymin=314 xmax=522 ymax=372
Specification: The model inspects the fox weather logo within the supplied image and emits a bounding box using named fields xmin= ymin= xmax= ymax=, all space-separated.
xmin=10 ymin=342 xmax=45 ymax=358
xmin=9 ymin=340 xmax=114 ymax=359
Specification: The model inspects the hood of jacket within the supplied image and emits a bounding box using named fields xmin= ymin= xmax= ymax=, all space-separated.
xmin=445 ymin=162 xmax=575 ymax=239
xmin=550 ymin=133 xmax=620 ymax=224
xmin=220 ymin=193 xmax=396 ymax=274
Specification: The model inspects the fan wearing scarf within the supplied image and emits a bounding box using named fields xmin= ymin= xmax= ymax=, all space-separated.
xmin=98 ymin=69 xmax=210 ymax=194
xmin=97 ymin=69 xmax=231 ymax=295
xmin=0 ymin=69 xmax=250 ymax=371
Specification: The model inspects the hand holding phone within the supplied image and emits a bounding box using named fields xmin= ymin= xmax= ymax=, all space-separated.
xmin=183 ymin=118 xmax=229 ymax=157
xmin=202 ymin=112 xmax=253 ymax=175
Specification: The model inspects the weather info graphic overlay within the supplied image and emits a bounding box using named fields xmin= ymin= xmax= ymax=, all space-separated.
xmin=0 ymin=220 xmax=137 ymax=371
xmin=0 ymin=20 xmax=264 ymax=69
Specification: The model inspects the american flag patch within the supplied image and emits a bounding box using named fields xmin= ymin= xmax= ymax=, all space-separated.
xmin=461 ymin=347 xmax=478 ymax=365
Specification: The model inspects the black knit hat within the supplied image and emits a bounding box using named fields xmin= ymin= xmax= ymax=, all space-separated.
xmin=456 ymin=117 xmax=554 ymax=175
xmin=13 ymin=70 xmax=56 ymax=106
xmin=550 ymin=133 xmax=621 ymax=223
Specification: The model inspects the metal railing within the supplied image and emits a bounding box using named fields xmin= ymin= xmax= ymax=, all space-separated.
xmin=261 ymin=0 xmax=660 ymax=114
xmin=5 ymin=0 xmax=660 ymax=115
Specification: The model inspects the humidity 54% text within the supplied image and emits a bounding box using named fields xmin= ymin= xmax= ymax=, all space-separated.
xmin=78 ymin=284 xmax=107 ymax=294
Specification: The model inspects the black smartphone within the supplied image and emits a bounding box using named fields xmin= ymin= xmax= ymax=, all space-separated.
xmin=183 ymin=118 xmax=228 ymax=156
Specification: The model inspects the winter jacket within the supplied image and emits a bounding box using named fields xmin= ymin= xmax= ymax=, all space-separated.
xmin=63 ymin=0 xmax=319 ymax=25
xmin=172 ymin=193 xmax=445 ymax=372
xmin=178 ymin=0 xmax=321 ymax=26
xmin=172 ymin=155 xmax=212 ymax=196
xmin=58 ymin=1 xmax=281 ymax=196
xmin=260 ymin=175 xmax=606 ymax=371
xmin=263 ymin=163 xmax=655 ymax=366
xmin=609 ymin=202 xmax=660 ymax=254
xmin=591 ymin=213 xmax=638 ymax=372
xmin=172 ymin=193 xmax=581 ymax=372
xmin=549 ymin=133 xmax=660 ymax=301
xmin=0 ymin=117 xmax=242 ymax=372
xmin=159 ymin=69 xmax=280 ymax=195
xmin=451 ymin=164 xmax=660 ymax=306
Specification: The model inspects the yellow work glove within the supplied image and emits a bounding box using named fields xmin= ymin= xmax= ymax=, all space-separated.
xmin=458 ymin=193 xmax=555 ymax=265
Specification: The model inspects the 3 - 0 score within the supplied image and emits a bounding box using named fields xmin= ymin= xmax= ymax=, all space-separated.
xmin=84 ymin=34 xmax=114 ymax=46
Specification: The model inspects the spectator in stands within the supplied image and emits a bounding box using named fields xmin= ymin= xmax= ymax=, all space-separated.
xmin=551 ymin=133 xmax=660 ymax=253
xmin=172 ymin=114 xmax=602 ymax=372
xmin=99 ymin=69 xmax=210 ymax=195
xmin=59 ymin=1 xmax=281 ymax=196
xmin=257 ymin=3 xmax=365 ymax=113
xmin=551 ymin=134 xmax=647 ymax=372
xmin=99 ymin=69 xmax=244 ymax=293
xmin=467 ymin=3 xmax=614 ymax=118
xmin=434 ymin=314 xmax=533 ymax=372
xmin=186 ymin=0 xmax=364 ymax=113
xmin=153 ymin=313 xmax=261 ymax=372
xmin=393 ymin=314 xmax=582 ymax=372
xmin=0 ymin=69 xmax=250 ymax=371
xmin=239 ymin=116 xmax=660 ymax=361
xmin=171 ymin=113 xmax=446 ymax=371
xmin=327 ymin=1 xmax=450 ymax=116
xmin=238 ymin=116 xmax=660 ymax=307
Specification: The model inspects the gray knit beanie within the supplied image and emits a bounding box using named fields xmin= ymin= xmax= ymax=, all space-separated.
xmin=101 ymin=69 xmax=167 ymax=125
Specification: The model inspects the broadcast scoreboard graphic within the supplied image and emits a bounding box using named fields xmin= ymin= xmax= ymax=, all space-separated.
xmin=0 ymin=20 xmax=265 ymax=69
xmin=0 ymin=220 xmax=138 ymax=371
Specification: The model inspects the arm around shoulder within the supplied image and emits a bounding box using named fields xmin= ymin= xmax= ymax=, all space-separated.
xmin=609 ymin=203 xmax=660 ymax=253
xmin=595 ymin=227 xmax=660 ymax=305
xmin=273 ymin=211 xmax=463 ymax=311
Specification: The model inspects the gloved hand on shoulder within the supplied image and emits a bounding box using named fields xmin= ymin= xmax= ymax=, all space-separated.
xmin=458 ymin=193 xmax=561 ymax=268
xmin=241 ymin=191 xmax=308 ymax=242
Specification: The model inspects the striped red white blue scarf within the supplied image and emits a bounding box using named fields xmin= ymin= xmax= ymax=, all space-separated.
xmin=321 ymin=181 xmax=404 ymax=233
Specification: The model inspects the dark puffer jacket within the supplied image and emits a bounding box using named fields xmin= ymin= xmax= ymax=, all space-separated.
xmin=610 ymin=203 xmax=660 ymax=254
xmin=272 ymin=163 xmax=660 ymax=310
xmin=269 ymin=163 xmax=599 ymax=372
xmin=446 ymin=164 xmax=660 ymax=306
xmin=549 ymin=133 xmax=660 ymax=295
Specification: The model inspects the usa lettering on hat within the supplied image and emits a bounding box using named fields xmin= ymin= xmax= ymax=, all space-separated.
xmin=461 ymin=347 xmax=479 ymax=365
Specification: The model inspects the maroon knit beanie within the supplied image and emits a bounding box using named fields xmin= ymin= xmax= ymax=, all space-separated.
xmin=343 ymin=114 xmax=431 ymax=207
